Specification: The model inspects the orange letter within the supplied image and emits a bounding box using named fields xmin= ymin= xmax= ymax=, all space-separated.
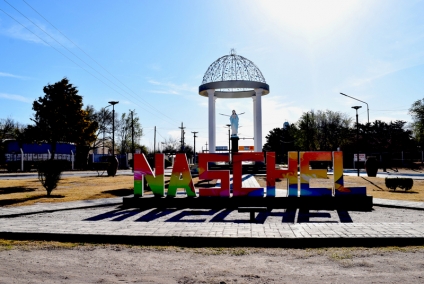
xmin=300 ymin=152 xmax=332 ymax=196
xmin=266 ymin=152 xmax=298 ymax=197
xmin=333 ymin=151 xmax=366 ymax=195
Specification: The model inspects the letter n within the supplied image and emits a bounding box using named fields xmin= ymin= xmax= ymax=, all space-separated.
xmin=133 ymin=153 xmax=165 ymax=197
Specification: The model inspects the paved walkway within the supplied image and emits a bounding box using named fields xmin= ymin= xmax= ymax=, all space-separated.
xmin=1 ymin=175 xmax=423 ymax=246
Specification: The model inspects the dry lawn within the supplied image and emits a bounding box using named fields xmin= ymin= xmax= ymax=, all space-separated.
xmin=0 ymin=175 xmax=216 ymax=208
xmin=1 ymin=172 xmax=423 ymax=208
xmin=255 ymin=175 xmax=424 ymax=202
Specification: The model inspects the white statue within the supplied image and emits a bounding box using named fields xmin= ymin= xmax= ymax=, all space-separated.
xmin=229 ymin=110 xmax=239 ymax=137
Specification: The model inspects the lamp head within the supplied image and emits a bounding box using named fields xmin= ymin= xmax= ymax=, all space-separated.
xmin=108 ymin=101 xmax=119 ymax=106
xmin=352 ymin=106 xmax=362 ymax=110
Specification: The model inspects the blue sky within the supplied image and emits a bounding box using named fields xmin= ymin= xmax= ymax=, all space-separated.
xmin=1 ymin=0 xmax=424 ymax=151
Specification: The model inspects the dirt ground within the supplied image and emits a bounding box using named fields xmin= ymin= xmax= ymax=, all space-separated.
xmin=0 ymin=242 xmax=423 ymax=283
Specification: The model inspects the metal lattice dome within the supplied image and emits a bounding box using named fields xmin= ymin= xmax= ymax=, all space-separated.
xmin=199 ymin=49 xmax=269 ymax=98
xmin=202 ymin=49 xmax=266 ymax=84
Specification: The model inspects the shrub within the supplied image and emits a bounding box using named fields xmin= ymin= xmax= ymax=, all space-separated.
xmin=398 ymin=178 xmax=413 ymax=191
xmin=37 ymin=160 xmax=67 ymax=196
xmin=385 ymin=177 xmax=414 ymax=191
xmin=92 ymin=162 xmax=110 ymax=176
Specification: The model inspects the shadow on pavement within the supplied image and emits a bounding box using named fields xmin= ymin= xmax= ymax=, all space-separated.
xmin=0 ymin=194 xmax=65 ymax=207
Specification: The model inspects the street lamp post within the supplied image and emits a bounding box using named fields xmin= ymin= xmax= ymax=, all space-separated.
xmin=226 ymin=124 xmax=231 ymax=163
xmin=191 ymin=131 xmax=198 ymax=164
xmin=352 ymin=106 xmax=362 ymax=177
xmin=340 ymin=93 xmax=369 ymax=124
xmin=107 ymin=101 xmax=119 ymax=156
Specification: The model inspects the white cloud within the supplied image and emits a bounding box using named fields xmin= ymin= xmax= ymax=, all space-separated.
xmin=149 ymin=63 xmax=161 ymax=71
xmin=0 ymin=93 xmax=32 ymax=103
xmin=0 ymin=20 xmax=72 ymax=48
xmin=147 ymin=79 xmax=197 ymax=96
xmin=0 ymin=72 xmax=28 ymax=79
xmin=1 ymin=24 xmax=46 ymax=45
xmin=149 ymin=90 xmax=179 ymax=95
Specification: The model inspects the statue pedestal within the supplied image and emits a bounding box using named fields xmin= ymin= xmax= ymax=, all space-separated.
xmin=231 ymin=137 xmax=239 ymax=154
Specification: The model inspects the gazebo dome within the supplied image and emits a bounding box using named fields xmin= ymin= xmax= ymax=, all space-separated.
xmin=199 ymin=49 xmax=269 ymax=98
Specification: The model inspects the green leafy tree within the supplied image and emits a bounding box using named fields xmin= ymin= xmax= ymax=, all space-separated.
xmin=28 ymin=78 xmax=98 ymax=160
xmin=358 ymin=120 xmax=414 ymax=153
xmin=296 ymin=110 xmax=352 ymax=151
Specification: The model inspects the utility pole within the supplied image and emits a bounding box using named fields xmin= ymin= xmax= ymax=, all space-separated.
xmin=179 ymin=122 xmax=186 ymax=153
xmin=226 ymin=124 xmax=231 ymax=163
xmin=352 ymin=106 xmax=362 ymax=177
xmin=154 ymin=126 xmax=156 ymax=153
xmin=108 ymin=101 xmax=119 ymax=156
xmin=191 ymin=131 xmax=198 ymax=164
xmin=205 ymin=142 xmax=208 ymax=153
xmin=130 ymin=110 xmax=134 ymax=157
xmin=306 ymin=112 xmax=309 ymax=151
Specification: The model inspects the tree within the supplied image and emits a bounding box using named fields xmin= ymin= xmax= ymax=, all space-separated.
xmin=358 ymin=120 xmax=414 ymax=153
xmin=296 ymin=110 xmax=352 ymax=151
xmin=116 ymin=110 xmax=143 ymax=154
xmin=29 ymin=78 xmax=98 ymax=160
xmin=263 ymin=124 xmax=298 ymax=164
xmin=409 ymin=99 xmax=424 ymax=146
xmin=0 ymin=118 xmax=25 ymax=165
xmin=161 ymin=137 xmax=179 ymax=154
xmin=86 ymin=105 xmax=113 ymax=153
xmin=0 ymin=118 xmax=24 ymax=141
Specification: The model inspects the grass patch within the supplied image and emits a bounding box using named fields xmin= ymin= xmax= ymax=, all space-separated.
xmin=0 ymin=175 xmax=214 ymax=207
xmin=0 ymin=239 xmax=82 ymax=251
xmin=1 ymin=241 xmax=423 ymax=257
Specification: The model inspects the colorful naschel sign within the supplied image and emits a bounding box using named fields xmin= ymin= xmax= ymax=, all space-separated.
xmin=133 ymin=152 xmax=366 ymax=198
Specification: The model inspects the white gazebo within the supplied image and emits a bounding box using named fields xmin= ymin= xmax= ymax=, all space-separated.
xmin=199 ymin=50 xmax=269 ymax=153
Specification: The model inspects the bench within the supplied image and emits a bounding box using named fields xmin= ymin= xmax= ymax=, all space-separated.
xmin=238 ymin=207 xmax=268 ymax=222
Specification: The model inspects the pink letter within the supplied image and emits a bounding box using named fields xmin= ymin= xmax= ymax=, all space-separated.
xmin=232 ymin=152 xmax=264 ymax=197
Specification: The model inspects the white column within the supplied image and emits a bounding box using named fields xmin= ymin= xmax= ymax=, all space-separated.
xmin=252 ymin=96 xmax=257 ymax=150
xmin=207 ymin=89 xmax=216 ymax=153
xmin=254 ymin=88 xmax=263 ymax=152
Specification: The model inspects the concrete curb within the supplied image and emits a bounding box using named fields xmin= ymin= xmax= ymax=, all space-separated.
xmin=1 ymin=231 xmax=424 ymax=247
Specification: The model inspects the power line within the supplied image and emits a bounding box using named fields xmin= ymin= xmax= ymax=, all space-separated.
xmin=2 ymin=0 xmax=177 ymax=127
xmin=20 ymin=0 xmax=176 ymax=123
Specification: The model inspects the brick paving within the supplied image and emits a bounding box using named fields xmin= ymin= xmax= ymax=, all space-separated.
xmin=0 ymin=175 xmax=423 ymax=246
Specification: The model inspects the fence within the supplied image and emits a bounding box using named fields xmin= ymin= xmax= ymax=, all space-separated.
xmin=90 ymin=153 xmax=129 ymax=169
xmin=4 ymin=150 xmax=74 ymax=172
xmin=345 ymin=151 xmax=424 ymax=169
